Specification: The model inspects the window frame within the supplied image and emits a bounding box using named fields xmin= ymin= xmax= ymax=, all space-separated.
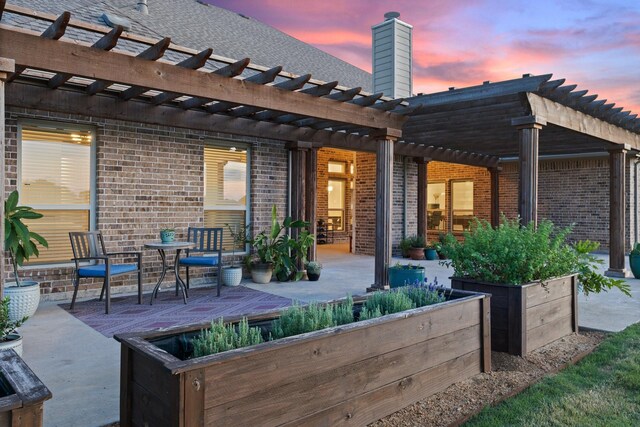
xmin=426 ymin=180 xmax=446 ymax=231
xmin=203 ymin=139 xmax=251 ymax=255
xmin=17 ymin=119 xmax=97 ymax=266
xmin=450 ymin=179 xmax=474 ymax=232
xmin=328 ymin=160 xmax=347 ymax=174
xmin=327 ymin=177 xmax=347 ymax=232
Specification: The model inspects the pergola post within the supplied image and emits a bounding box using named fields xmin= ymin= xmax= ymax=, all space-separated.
xmin=606 ymin=148 xmax=629 ymax=277
xmin=416 ymin=158 xmax=430 ymax=238
xmin=305 ymin=146 xmax=319 ymax=261
xmin=0 ymin=58 xmax=15 ymax=297
xmin=287 ymin=141 xmax=311 ymax=240
xmin=369 ymin=129 xmax=401 ymax=291
xmin=512 ymin=116 xmax=546 ymax=227
xmin=489 ymin=166 xmax=501 ymax=228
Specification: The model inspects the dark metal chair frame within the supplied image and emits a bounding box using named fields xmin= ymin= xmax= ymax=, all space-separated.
xmin=180 ymin=227 xmax=224 ymax=297
xmin=69 ymin=231 xmax=142 ymax=314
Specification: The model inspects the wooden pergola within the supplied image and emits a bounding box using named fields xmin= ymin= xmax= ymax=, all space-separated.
xmin=405 ymin=74 xmax=640 ymax=277
xmin=0 ymin=2 xmax=500 ymax=289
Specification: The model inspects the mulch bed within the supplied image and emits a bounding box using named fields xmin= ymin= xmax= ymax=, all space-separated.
xmin=371 ymin=331 xmax=606 ymax=427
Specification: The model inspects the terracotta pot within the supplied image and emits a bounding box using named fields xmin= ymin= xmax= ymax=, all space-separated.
xmin=407 ymin=247 xmax=425 ymax=260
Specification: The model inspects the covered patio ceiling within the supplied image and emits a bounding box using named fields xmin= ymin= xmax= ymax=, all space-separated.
xmin=405 ymin=74 xmax=640 ymax=158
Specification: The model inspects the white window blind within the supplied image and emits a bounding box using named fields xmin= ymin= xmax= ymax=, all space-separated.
xmin=204 ymin=145 xmax=248 ymax=251
xmin=20 ymin=126 xmax=93 ymax=264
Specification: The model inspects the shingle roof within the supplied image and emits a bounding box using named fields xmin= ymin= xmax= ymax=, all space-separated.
xmin=3 ymin=0 xmax=372 ymax=90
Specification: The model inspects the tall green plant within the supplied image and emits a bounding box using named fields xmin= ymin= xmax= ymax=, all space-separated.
xmin=250 ymin=205 xmax=314 ymax=281
xmin=4 ymin=190 xmax=48 ymax=286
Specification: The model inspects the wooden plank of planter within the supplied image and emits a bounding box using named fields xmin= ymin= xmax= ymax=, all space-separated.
xmin=283 ymin=350 xmax=482 ymax=427
xmin=526 ymin=314 xmax=575 ymax=352
xmin=184 ymin=369 xmax=205 ymax=427
xmin=129 ymin=350 xmax=180 ymax=427
xmin=198 ymin=297 xmax=482 ymax=409
xmin=526 ymin=294 xmax=573 ymax=330
xmin=508 ymin=286 xmax=527 ymax=356
xmin=525 ymin=276 xmax=573 ymax=308
xmin=119 ymin=346 xmax=132 ymax=427
xmin=204 ymin=324 xmax=482 ymax=426
xmin=480 ymin=295 xmax=492 ymax=373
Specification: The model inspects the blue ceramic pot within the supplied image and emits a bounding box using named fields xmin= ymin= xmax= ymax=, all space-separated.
xmin=160 ymin=230 xmax=175 ymax=243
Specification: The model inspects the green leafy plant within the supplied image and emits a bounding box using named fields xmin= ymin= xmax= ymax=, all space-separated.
xmin=390 ymin=262 xmax=423 ymax=270
xmin=399 ymin=237 xmax=412 ymax=257
xmin=225 ymin=223 xmax=249 ymax=268
xmin=192 ymin=317 xmax=264 ymax=357
xmin=441 ymin=216 xmax=630 ymax=296
xmin=407 ymin=234 xmax=426 ymax=248
xmin=160 ymin=228 xmax=175 ymax=232
xmin=249 ymin=205 xmax=314 ymax=281
xmin=630 ymin=243 xmax=640 ymax=256
xmin=4 ymin=190 xmax=48 ymax=286
xmin=573 ymin=240 xmax=630 ymax=296
xmin=0 ymin=297 xmax=26 ymax=341
xmin=305 ymin=261 xmax=322 ymax=275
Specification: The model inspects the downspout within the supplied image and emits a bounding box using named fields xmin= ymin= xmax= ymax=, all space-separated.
xmin=403 ymin=156 xmax=408 ymax=238
xmin=635 ymin=157 xmax=640 ymax=246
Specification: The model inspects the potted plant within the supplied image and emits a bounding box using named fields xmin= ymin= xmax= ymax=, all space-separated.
xmin=160 ymin=228 xmax=175 ymax=243
xmin=406 ymin=235 xmax=426 ymax=260
xmin=424 ymin=242 xmax=439 ymax=260
xmin=399 ymin=237 xmax=411 ymax=258
xmin=305 ymin=261 xmax=322 ymax=281
xmin=221 ymin=224 xmax=248 ymax=286
xmin=0 ymin=297 xmax=26 ymax=356
xmin=436 ymin=232 xmax=452 ymax=259
xmin=629 ymin=243 xmax=640 ymax=279
xmin=388 ymin=262 xmax=425 ymax=288
xmin=248 ymin=205 xmax=312 ymax=284
xmin=3 ymin=190 xmax=48 ymax=323
xmin=443 ymin=216 xmax=630 ymax=356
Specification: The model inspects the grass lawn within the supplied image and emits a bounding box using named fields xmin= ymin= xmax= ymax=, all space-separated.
xmin=466 ymin=323 xmax=640 ymax=426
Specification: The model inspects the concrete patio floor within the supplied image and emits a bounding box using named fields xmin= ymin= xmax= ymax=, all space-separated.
xmin=17 ymin=243 xmax=640 ymax=426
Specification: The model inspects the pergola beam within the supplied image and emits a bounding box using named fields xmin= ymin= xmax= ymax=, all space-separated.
xmin=5 ymin=82 xmax=375 ymax=148
xmin=7 ymin=11 xmax=70 ymax=82
xmin=152 ymin=58 xmax=250 ymax=106
xmin=49 ymin=26 xmax=124 ymax=89
xmin=120 ymin=48 xmax=213 ymax=101
xmin=229 ymin=74 xmax=311 ymax=117
xmin=87 ymin=37 xmax=171 ymax=96
xmin=527 ymin=93 xmax=640 ymax=149
xmin=0 ymin=28 xmax=405 ymax=129
xmin=251 ymin=81 xmax=338 ymax=121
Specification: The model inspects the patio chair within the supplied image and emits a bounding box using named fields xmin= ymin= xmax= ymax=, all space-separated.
xmin=69 ymin=231 xmax=142 ymax=314
xmin=178 ymin=227 xmax=224 ymax=297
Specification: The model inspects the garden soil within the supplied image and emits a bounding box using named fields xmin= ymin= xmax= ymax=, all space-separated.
xmin=371 ymin=331 xmax=605 ymax=427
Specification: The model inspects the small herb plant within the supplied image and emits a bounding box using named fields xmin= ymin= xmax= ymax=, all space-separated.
xmin=630 ymin=243 xmax=640 ymax=257
xmin=305 ymin=261 xmax=322 ymax=275
xmin=1 ymin=297 xmax=26 ymax=341
xmin=191 ymin=280 xmax=447 ymax=357
xmin=192 ymin=317 xmax=263 ymax=358
xmin=407 ymin=234 xmax=426 ymax=248
xmin=441 ymin=216 xmax=630 ymax=296
xmin=160 ymin=228 xmax=175 ymax=232
xmin=5 ymin=190 xmax=49 ymax=286
xmin=390 ymin=262 xmax=424 ymax=270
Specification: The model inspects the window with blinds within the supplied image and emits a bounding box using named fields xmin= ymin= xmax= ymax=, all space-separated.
xmin=204 ymin=145 xmax=248 ymax=252
xmin=20 ymin=125 xmax=93 ymax=264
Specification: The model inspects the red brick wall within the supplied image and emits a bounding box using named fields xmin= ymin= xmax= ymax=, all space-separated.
xmin=4 ymin=108 xmax=289 ymax=300
xmin=425 ymin=162 xmax=492 ymax=241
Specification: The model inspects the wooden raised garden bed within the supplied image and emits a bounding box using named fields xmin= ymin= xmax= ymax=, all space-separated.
xmin=116 ymin=289 xmax=491 ymax=427
xmin=0 ymin=350 xmax=52 ymax=427
xmin=451 ymin=274 xmax=578 ymax=356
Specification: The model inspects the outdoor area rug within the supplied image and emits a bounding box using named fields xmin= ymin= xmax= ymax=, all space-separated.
xmin=63 ymin=285 xmax=292 ymax=338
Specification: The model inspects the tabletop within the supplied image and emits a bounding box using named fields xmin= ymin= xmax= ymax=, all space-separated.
xmin=144 ymin=241 xmax=195 ymax=250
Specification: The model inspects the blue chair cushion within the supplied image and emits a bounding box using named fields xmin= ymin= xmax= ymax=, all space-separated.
xmin=179 ymin=256 xmax=219 ymax=266
xmin=78 ymin=263 xmax=138 ymax=277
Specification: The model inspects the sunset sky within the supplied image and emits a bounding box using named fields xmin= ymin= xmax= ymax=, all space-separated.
xmin=208 ymin=0 xmax=640 ymax=113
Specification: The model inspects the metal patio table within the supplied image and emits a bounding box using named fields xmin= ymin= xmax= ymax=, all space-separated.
xmin=144 ymin=241 xmax=195 ymax=305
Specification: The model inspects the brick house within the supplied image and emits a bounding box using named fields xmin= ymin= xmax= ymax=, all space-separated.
xmin=1 ymin=1 xmax=639 ymax=303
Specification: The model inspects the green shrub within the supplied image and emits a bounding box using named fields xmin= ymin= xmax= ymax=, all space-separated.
xmin=441 ymin=216 xmax=630 ymax=296
xmin=407 ymin=234 xmax=426 ymax=248
xmin=192 ymin=317 xmax=264 ymax=358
